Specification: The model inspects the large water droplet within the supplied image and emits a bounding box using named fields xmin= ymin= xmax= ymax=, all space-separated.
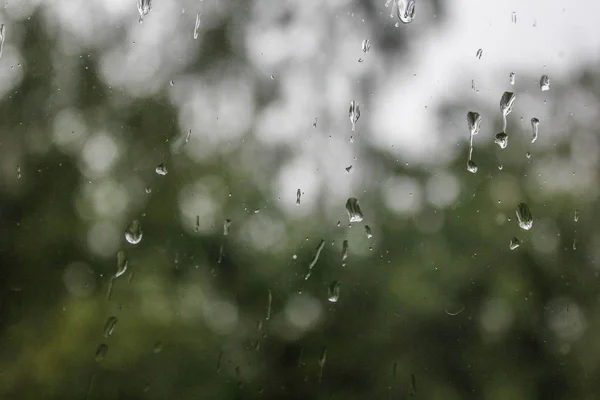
xmin=509 ymin=237 xmax=520 ymax=250
xmin=103 ymin=316 xmax=118 ymax=338
xmin=516 ymin=203 xmax=533 ymax=230
xmin=396 ymin=0 xmax=416 ymax=24
xmin=328 ymin=281 xmax=340 ymax=303
xmin=125 ymin=220 xmax=143 ymax=244
xmin=500 ymin=92 xmax=516 ymax=117
xmin=509 ymin=72 xmax=515 ymax=85
xmin=531 ymin=117 xmax=540 ymax=143
xmin=540 ymin=75 xmax=550 ymax=91
xmin=466 ymin=160 xmax=478 ymax=173
xmin=193 ymin=13 xmax=201 ymax=39
xmin=494 ymin=132 xmax=508 ymax=149
xmin=345 ymin=197 xmax=364 ymax=223
xmin=115 ymin=250 xmax=128 ymax=279
xmin=466 ymin=111 xmax=482 ymax=136
xmin=155 ymin=163 xmax=168 ymax=175
xmin=95 ymin=344 xmax=108 ymax=362
xmin=137 ymin=0 xmax=152 ymax=23
xmin=341 ymin=240 xmax=349 ymax=265
xmin=362 ymin=39 xmax=371 ymax=53
xmin=349 ymin=101 xmax=360 ymax=131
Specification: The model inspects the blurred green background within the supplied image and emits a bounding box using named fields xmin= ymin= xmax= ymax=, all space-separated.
xmin=1 ymin=0 xmax=599 ymax=399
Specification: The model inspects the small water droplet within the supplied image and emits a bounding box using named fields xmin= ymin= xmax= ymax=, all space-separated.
xmin=476 ymin=48 xmax=483 ymax=59
xmin=0 ymin=24 xmax=5 ymax=60
xmin=16 ymin=165 xmax=21 ymax=179
xmin=136 ymin=0 xmax=152 ymax=23
xmin=494 ymin=132 xmax=508 ymax=149
xmin=115 ymin=250 xmax=128 ymax=278
xmin=266 ymin=290 xmax=272 ymax=320
xmin=170 ymin=80 xmax=174 ymax=87
xmin=328 ymin=281 xmax=340 ymax=303
xmin=531 ymin=117 xmax=540 ymax=143
xmin=125 ymin=220 xmax=143 ymax=244
xmin=345 ymin=165 xmax=353 ymax=173
xmin=349 ymin=101 xmax=360 ymax=131
xmin=341 ymin=240 xmax=349 ymax=265
xmin=296 ymin=189 xmax=301 ymax=205
xmin=361 ymin=38 xmax=371 ymax=53
xmin=396 ymin=0 xmax=416 ymax=24
xmin=103 ymin=316 xmax=118 ymax=338
xmin=574 ymin=209 xmax=579 ymax=222
xmin=466 ymin=111 xmax=482 ymax=136
xmin=572 ymin=239 xmax=577 ymax=250
xmin=195 ymin=215 xmax=200 ymax=232
xmin=540 ymin=75 xmax=550 ymax=91
xmin=509 ymin=237 xmax=520 ymax=250
xmin=365 ymin=225 xmax=373 ymax=239
xmin=153 ymin=341 xmax=163 ymax=353
xmin=155 ymin=163 xmax=168 ymax=175
xmin=466 ymin=160 xmax=478 ymax=173
xmin=498 ymin=164 xmax=503 ymax=170
xmin=304 ymin=239 xmax=326 ymax=280
xmin=345 ymin=197 xmax=364 ymax=223
xmin=95 ymin=344 xmax=108 ymax=361
xmin=292 ymin=254 xmax=297 ymax=260
xmin=511 ymin=11 xmax=517 ymax=24
xmin=312 ymin=117 xmax=318 ymax=128
xmin=223 ymin=219 xmax=232 ymax=236
xmin=145 ymin=186 xmax=152 ymax=194
xmin=509 ymin=72 xmax=515 ymax=85
xmin=358 ymin=57 xmax=364 ymax=63
xmin=526 ymin=151 xmax=531 ymax=159
xmin=193 ymin=13 xmax=201 ymax=39
xmin=516 ymin=203 xmax=533 ymax=230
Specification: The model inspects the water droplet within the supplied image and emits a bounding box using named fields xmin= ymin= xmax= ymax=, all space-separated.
xmin=145 ymin=186 xmax=152 ymax=194
xmin=153 ymin=341 xmax=163 ymax=353
xmin=341 ymin=240 xmax=349 ymax=265
xmin=540 ymin=75 xmax=550 ymax=91
xmin=494 ymin=132 xmax=508 ymax=149
xmin=103 ymin=316 xmax=118 ymax=338
xmin=16 ymin=165 xmax=21 ymax=179
xmin=572 ymin=239 xmax=577 ymax=250
xmin=511 ymin=11 xmax=517 ymax=24
xmin=170 ymin=80 xmax=174 ymax=87
xmin=516 ymin=203 xmax=533 ymax=230
xmin=498 ymin=164 xmax=503 ymax=170
xmin=466 ymin=111 xmax=482 ymax=136
xmin=195 ymin=215 xmax=200 ymax=232
xmin=318 ymin=346 xmax=327 ymax=382
xmin=345 ymin=197 xmax=364 ymax=223
xmin=500 ymin=91 xmax=516 ymax=117
xmin=466 ymin=160 xmax=478 ymax=173
xmin=509 ymin=237 xmax=520 ymax=250
xmin=476 ymin=48 xmax=483 ymax=59
xmin=361 ymin=38 xmax=371 ymax=53
xmin=296 ymin=189 xmax=301 ymax=205
xmin=312 ymin=117 xmax=318 ymax=128
xmin=526 ymin=152 xmax=531 ymax=159
xmin=509 ymin=72 xmax=515 ymax=85
xmin=365 ymin=225 xmax=373 ymax=239
xmin=193 ymin=13 xmax=201 ymax=39
xmin=136 ymin=0 xmax=152 ymax=23
xmin=155 ymin=163 xmax=168 ymax=175
xmin=115 ymin=250 xmax=128 ymax=278
xmin=223 ymin=219 xmax=232 ymax=236
xmin=349 ymin=101 xmax=360 ymax=131
xmin=266 ymin=290 xmax=272 ymax=320
xmin=95 ymin=344 xmax=108 ymax=361
xmin=125 ymin=220 xmax=143 ymax=244
xmin=345 ymin=165 xmax=353 ymax=173
xmin=396 ymin=0 xmax=416 ymax=24
xmin=0 ymin=24 xmax=5 ymax=60
xmin=328 ymin=281 xmax=340 ymax=303
xmin=574 ymin=209 xmax=579 ymax=222
xmin=304 ymin=239 xmax=326 ymax=280
xmin=531 ymin=117 xmax=540 ymax=143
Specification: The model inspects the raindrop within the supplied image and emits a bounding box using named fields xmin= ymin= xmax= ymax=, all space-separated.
xmin=0 ymin=24 xmax=5 ymax=60
xmin=170 ymin=80 xmax=174 ymax=87
xmin=531 ymin=118 xmax=540 ymax=143
xmin=365 ymin=225 xmax=373 ymax=239
xmin=16 ymin=165 xmax=21 ymax=179
xmin=345 ymin=165 xmax=353 ymax=173
xmin=223 ymin=219 xmax=232 ymax=236
xmin=95 ymin=344 xmax=108 ymax=362
xmin=362 ymin=38 xmax=371 ymax=53
xmin=444 ymin=305 xmax=465 ymax=316
xmin=466 ymin=160 xmax=478 ymax=174
xmin=195 ymin=215 xmax=200 ymax=232
xmin=155 ymin=163 xmax=168 ymax=176
xmin=509 ymin=72 xmax=515 ymax=85
xmin=266 ymin=290 xmax=272 ymax=321
xmin=145 ymin=187 xmax=152 ymax=194
xmin=511 ymin=11 xmax=517 ymax=24
xmin=345 ymin=197 xmax=364 ymax=223
xmin=526 ymin=152 xmax=531 ymax=159
xmin=500 ymin=91 xmax=516 ymax=132
xmin=349 ymin=101 xmax=360 ymax=131
xmin=476 ymin=48 xmax=483 ymax=59
xmin=103 ymin=316 xmax=118 ymax=338
xmin=540 ymin=75 xmax=550 ymax=91
xmin=573 ymin=239 xmax=577 ymax=250
xmin=516 ymin=203 xmax=533 ymax=230
xmin=136 ymin=0 xmax=152 ymax=23
xmin=193 ymin=13 xmax=201 ymax=39
xmin=509 ymin=237 xmax=520 ymax=250
xmin=304 ymin=239 xmax=326 ymax=280
xmin=312 ymin=117 xmax=318 ymax=128
xmin=396 ymin=0 xmax=416 ymax=24
xmin=574 ymin=209 xmax=579 ymax=222
xmin=115 ymin=250 xmax=128 ymax=279
xmin=494 ymin=132 xmax=508 ymax=149
xmin=125 ymin=220 xmax=143 ymax=244
xmin=498 ymin=165 xmax=503 ymax=170
xmin=328 ymin=281 xmax=340 ymax=303
xmin=466 ymin=112 xmax=482 ymax=136
xmin=341 ymin=240 xmax=349 ymax=265
xmin=296 ymin=189 xmax=301 ymax=205
xmin=318 ymin=346 xmax=327 ymax=382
